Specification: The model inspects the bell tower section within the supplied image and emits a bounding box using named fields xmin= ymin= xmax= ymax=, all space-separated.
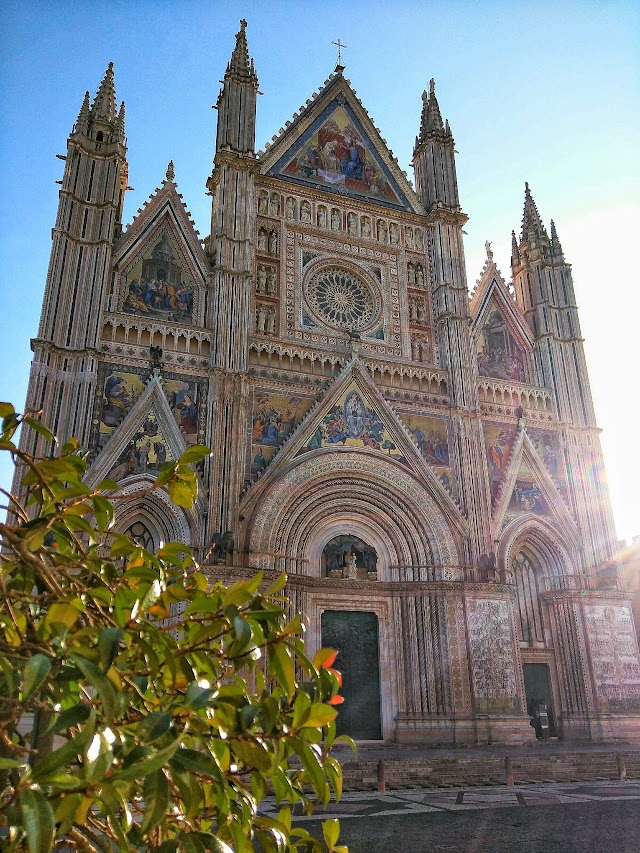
xmin=412 ymin=81 xmax=492 ymax=561
xmin=206 ymin=20 xmax=260 ymax=538
xmin=19 ymin=63 xmax=127 ymax=458
xmin=511 ymin=185 xmax=617 ymax=567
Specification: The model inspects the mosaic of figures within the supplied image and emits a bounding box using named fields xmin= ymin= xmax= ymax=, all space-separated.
xmin=250 ymin=392 xmax=315 ymax=477
xmin=303 ymin=386 xmax=409 ymax=464
xmin=476 ymin=301 xmax=526 ymax=381
xmin=105 ymin=415 xmax=173 ymax=482
xmin=123 ymin=236 xmax=195 ymax=323
xmin=399 ymin=413 xmax=451 ymax=489
xmin=583 ymin=605 xmax=640 ymax=713
xmin=278 ymin=103 xmax=403 ymax=204
xmin=485 ymin=422 xmax=563 ymax=506
xmin=484 ymin=422 xmax=518 ymax=503
xmin=508 ymin=456 xmax=547 ymax=515
xmin=99 ymin=368 xmax=201 ymax=445
xmin=527 ymin=427 xmax=563 ymax=483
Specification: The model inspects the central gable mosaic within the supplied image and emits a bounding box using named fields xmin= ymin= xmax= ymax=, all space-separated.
xmin=269 ymin=101 xmax=411 ymax=209
xmin=122 ymin=235 xmax=195 ymax=324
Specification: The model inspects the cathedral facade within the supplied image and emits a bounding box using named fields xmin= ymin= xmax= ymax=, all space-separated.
xmin=18 ymin=21 xmax=640 ymax=744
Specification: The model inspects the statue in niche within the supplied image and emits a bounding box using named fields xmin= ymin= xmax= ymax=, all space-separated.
xmin=389 ymin=222 xmax=399 ymax=244
xmin=150 ymin=345 xmax=163 ymax=372
xmin=323 ymin=534 xmax=377 ymax=580
xmin=266 ymin=267 xmax=276 ymax=294
xmin=415 ymin=229 xmax=424 ymax=251
xmin=258 ymin=191 xmax=268 ymax=214
xmin=416 ymin=265 xmax=425 ymax=286
xmin=257 ymin=228 xmax=267 ymax=251
xmin=300 ymin=201 xmax=311 ymax=223
xmin=268 ymin=230 xmax=278 ymax=254
xmin=405 ymin=226 xmax=414 ymax=249
xmin=347 ymin=212 xmax=358 ymax=235
xmin=344 ymin=549 xmax=359 ymax=579
xmin=317 ymin=206 xmax=327 ymax=228
xmin=331 ymin=209 xmax=341 ymax=231
xmin=361 ymin=217 xmax=371 ymax=238
xmin=285 ymin=197 xmax=295 ymax=220
xmin=257 ymin=265 xmax=267 ymax=293
xmin=269 ymin=193 xmax=280 ymax=217
xmin=377 ymin=220 xmax=387 ymax=242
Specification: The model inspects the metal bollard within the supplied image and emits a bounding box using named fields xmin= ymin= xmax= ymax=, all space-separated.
xmin=616 ymin=754 xmax=627 ymax=781
xmin=377 ymin=759 xmax=386 ymax=793
xmin=505 ymin=756 xmax=514 ymax=786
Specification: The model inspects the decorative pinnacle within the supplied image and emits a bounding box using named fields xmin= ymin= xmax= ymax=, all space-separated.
xmin=166 ymin=161 xmax=175 ymax=182
xmin=416 ymin=77 xmax=445 ymax=148
xmin=91 ymin=61 xmax=117 ymax=124
xmin=227 ymin=18 xmax=258 ymax=83
xmin=550 ymin=219 xmax=564 ymax=258
xmin=521 ymin=182 xmax=547 ymax=240
xmin=75 ymin=90 xmax=91 ymax=133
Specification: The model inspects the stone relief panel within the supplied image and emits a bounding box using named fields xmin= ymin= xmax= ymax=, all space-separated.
xmin=250 ymin=391 xmax=315 ymax=477
xmin=583 ymin=604 xmax=640 ymax=713
xmin=122 ymin=235 xmax=195 ymax=324
xmin=467 ymin=598 xmax=519 ymax=714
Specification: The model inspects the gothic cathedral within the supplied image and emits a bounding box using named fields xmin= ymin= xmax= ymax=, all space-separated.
xmin=18 ymin=21 xmax=640 ymax=744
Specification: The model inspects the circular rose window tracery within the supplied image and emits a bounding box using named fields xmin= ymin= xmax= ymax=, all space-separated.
xmin=305 ymin=266 xmax=378 ymax=331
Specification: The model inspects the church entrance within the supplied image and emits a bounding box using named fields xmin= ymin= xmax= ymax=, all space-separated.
xmin=523 ymin=662 xmax=557 ymax=737
xmin=321 ymin=610 xmax=382 ymax=740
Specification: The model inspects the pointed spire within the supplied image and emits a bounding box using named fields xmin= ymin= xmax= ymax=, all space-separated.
xmin=416 ymin=78 xmax=445 ymax=148
xmin=75 ymin=91 xmax=90 ymax=135
xmin=116 ymin=101 xmax=126 ymax=138
xmin=550 ymin=219 xmax=565 ymax=259
xmin=226 ymin=19 xmax=258 ymax=84
xmin=511 ymin=229 xmax=521 ymax=267
xmin=165 ymin=160 xmax=175 ymax=182
xmin=521 ymin=182 xmax=547 ymax=240
xmin=91 ymin=62 xmax=117 ymax=123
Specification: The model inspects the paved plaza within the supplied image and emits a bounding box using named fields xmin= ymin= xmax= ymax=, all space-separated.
xmin=262 ymin=779 xmax=640 ymax=851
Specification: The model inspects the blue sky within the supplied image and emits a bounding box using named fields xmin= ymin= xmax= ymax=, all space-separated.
xmin=0 ymin=0 xmax=638 ymax=540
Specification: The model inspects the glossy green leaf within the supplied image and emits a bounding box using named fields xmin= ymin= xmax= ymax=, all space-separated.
xmin=178 ymin=444 xmax=210 ymax=465
xmin=20 ymin=787 xmax=55 ymax=853
xmin=69 ymin=655 xmax=117 ymax=724
xmin=98 ymin=626 xmax=123 ymax=673
xmin=269 ymin=640 xmax=295 ymax=701
xmin=141 ymin=768 xmax=170 ymax=834
xmin=31 ymin=711 xmax=96 ymax=780
xmin=21 ymin=654 xmax=51 ymax=703
xmin=303 ymin=703 xmax=337 ymax=729
xmin=323 ymin=818 xmax=340 ymax=849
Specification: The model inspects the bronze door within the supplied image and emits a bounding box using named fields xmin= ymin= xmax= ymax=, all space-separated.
xmin=321 ymin=610 xmax=382 ymax=740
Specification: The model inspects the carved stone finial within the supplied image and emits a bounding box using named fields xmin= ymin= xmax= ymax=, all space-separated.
xmin=166 ymin=161 xmax=175 ymax=182
xmin=429 ymin=78 xmax=436 ymax=95
xmin=240 ymin=18 xmax=247 ymax=29
xmin=485 ymin=240 xmax=493 ymax=262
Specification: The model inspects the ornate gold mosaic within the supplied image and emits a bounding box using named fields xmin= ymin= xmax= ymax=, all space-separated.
xmin=305 ymin=266 xmax=378 ymax=331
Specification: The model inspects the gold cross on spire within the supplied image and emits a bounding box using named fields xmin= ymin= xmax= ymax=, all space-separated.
xmin=332 ymin=38 xmax=347 ymax=70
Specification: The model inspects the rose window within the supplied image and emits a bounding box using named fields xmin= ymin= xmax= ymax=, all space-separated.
xmin=305 ymin=267 xmax=377 ymax=331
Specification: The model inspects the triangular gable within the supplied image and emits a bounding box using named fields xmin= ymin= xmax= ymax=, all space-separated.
xmin=471 ymin=258 xmax=534 ymax=382
xmin=471 ymin=252 xmax=533 ymax=351
xmin=491 ymin=427 xmax=577 ymax=545
xmin=241 ymin=358 xmax=465 ymax=533
xmin=260 ymin=74 xmax=421 ymax=213
xmin=86 ymin=377 xmax=194 ymax=493
xmin=113 ymin=176 xmax=209 ymax=325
